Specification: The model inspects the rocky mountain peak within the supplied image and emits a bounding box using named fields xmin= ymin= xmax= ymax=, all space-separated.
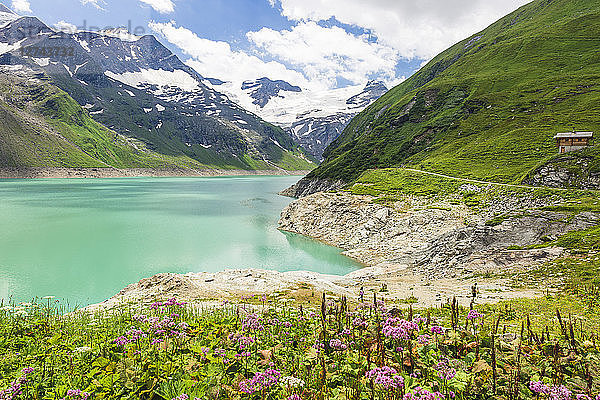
xmin=241 ymin=77 xmax=302 ymax=108
xmin=0 ymin=4 xmax=17 ymax=29
xmin=346 ymin=80 xmax=388 ymax=108
xmin=0 ymin=13 xmax=314 ymax=171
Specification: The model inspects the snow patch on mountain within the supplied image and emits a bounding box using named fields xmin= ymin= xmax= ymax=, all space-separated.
xmin=216 ymin=78 xmax=387 ymax=160
xmin=75 ymin=38 xmax=91 ymax=52
xmin=219 ymin=81 xmax=363 ymax=127
xmin=0 ymin=4 xmax=18 ymax=28
xmin=33 ymin=58 xmax=50 ymax=66
xmin=98 ymin=28 xmax=141 ymax=43
xmin=105 ymin=69 xmax=201 ymax=92
xmin=0 ymin=39 xmax=23 ymax=54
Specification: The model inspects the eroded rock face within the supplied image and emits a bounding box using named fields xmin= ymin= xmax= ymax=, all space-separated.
xmin=279 ymin=192 xmax=598 ymax=279
xmin=279 ymin=177 xmax=346 ymax=198
xmin=279 ymin=192 xmax=469 ymax=268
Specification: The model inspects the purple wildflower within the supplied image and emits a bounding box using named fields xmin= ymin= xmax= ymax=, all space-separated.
xmin=329 ymin=338 xmax=348 ymax=351
xmin=63 ymin=389 xmax=91 ymax=400
xmin=435 ymin=360 xmax=457 ymax=381
xmin=466 ymin=310 xmax=484 ymax=320
xmin=418 ymin=334 xmax=431 ymax=345
xmin=382 ymin=318 xmax=418 ymax=340
xmin=366 ymin=366 xmax=405 ymax=390
xmin=403 ymin=387 xmax=445 ymax=400
xmin=239 ymin=369 xmax=281 ymax=394
xmin=431 ymin=326 xmax=444 ymax=335
xmin=0 ymin=368 xmax=34 ymax=400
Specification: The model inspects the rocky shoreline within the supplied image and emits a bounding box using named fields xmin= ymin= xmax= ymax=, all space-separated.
xmin=279 ymin=191 xmax=596 ymax=279
xmin=0 ymin=168 xmax=312 ymax=179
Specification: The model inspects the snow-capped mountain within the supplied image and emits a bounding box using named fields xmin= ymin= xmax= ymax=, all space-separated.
xmin=346 ymin=80 xmax=388 ymax=108
xmin=215 ymin=78 xmax=387 ymax=160
xmin=242 ymin=77 xmax=301 ymax=108
xmin=0 ymin=6 xmax=313 ymax=170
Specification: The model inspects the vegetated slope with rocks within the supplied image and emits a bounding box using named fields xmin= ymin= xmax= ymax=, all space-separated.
xmin=0 ymin=6 xmax=314 ymax=171
xmin=289 ymin=0 xmax=600 ymax=196
xmin=523 ymin=147 xmax=600 ymax=190
xmin=218 ymin=78 xmax=387 ymax=160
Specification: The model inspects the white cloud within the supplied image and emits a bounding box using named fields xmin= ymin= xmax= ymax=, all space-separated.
xmin=11 ymin=0 xmax=30 ymax=13
xmin=150 ymin=20 xmax=400 ymax=91
xmin=80 ymin=0 xmax=106 ymax=11
xmin=54 ymin=20 xmax=77 ymax=34
xmin=140 ymin=0 xmax=175 ymax=14
xmin=150 ymin=0 xmax=531 ymax=93
xmin=272 ymin=0 xmax=531 ymax=59
xmin=149 ymin=21 xmax=312 ymax=89
xmin=247 ymin=22 xmax=400 ymax=88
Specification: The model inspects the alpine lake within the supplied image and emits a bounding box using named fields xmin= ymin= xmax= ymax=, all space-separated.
xmin=0 ymin=176 xmax=362 ymax=306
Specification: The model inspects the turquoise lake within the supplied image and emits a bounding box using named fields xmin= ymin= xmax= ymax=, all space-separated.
xmin=0 ymin=176 xmax=361 ymax=306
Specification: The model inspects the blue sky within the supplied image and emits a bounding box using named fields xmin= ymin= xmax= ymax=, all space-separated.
xmin=8 ymin=0 xmax=531 ymax=90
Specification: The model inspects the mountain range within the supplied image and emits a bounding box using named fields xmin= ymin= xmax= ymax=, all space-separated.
xmin=215 ymin=78 xmax=387 ymax=160
xmin=292 ymin=0 xmax=600 ymax=194
xmin=0 ymin=5 xmax=315 ymax=171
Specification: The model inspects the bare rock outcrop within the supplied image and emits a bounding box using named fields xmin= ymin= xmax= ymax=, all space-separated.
xmin=279 ymin=177 xmax=346 ymax=198
xmin=279 ymin=192 xmax=597 ymax=278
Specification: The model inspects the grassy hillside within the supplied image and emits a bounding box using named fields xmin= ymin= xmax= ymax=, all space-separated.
xmin=310 ymin=0 xmax=600 ymax=184
xmin=0 ymin=72 xmax=213 ymax=169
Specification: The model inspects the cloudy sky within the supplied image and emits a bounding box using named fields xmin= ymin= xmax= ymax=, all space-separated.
xmin=10 ymin=0 xmax=531 ymax=91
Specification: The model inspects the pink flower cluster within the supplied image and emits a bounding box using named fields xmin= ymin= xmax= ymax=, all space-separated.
xmin=228 ymin=333 xmax=256 ymax=349
xmin=0 ymin=367 xmax=34 ymax=400
xmin=418 ymin=334 xmax=431 ymax=345
xmin=430 ymin=326 xmax=444 ymax=335
xmin=113 ymin=328 xmax=146 ymax=346
xmin=114 ymin=300 xmax=190 ymax=348
xmin=435 ymin=360 xmax=457 ymax=381
xmin=382 ymin=318 xmax=419 ymax=340
xmin=366 ymin=366 xmax=405 ymax=390
xmin=528 ymin=381 xmax=599 ymax=400
xmin=242 ymin=313 xmax=264 ymax=331
xmin=150 ymin=298 xmax=186 ymax=312
xmin=61 ymin=389 xmax=91 ymax=400
xmin=239 ymin=369 xmax=281 ymax=394
xmin=329 ymin=338 xmax=348 ymax=351
xmin=466 ymin=310 xmax=484 ymax=320
xmin=352 ymin=316 xmax=368 ymax=329
xmin=403 ymin=387 xmax=445 ymax=400
xmin=170 ymin=395 xmax=201 ymax=400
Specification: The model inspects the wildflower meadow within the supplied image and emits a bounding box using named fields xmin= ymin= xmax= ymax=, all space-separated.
xmin=0 ymin=292 xmax=599 ymax=400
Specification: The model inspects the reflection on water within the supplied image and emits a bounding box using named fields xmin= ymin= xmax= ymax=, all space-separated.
xmin=282 ymin=231 xmax=363 ymax=270
xmin=0 ymin=176 xmax=361 ymax=306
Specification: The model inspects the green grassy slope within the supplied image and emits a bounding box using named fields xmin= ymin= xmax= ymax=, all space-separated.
xmin=310 ymin=0 xmax=600 ymax=184
xmin=0 ymin=73 xmax=211 ymax=169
